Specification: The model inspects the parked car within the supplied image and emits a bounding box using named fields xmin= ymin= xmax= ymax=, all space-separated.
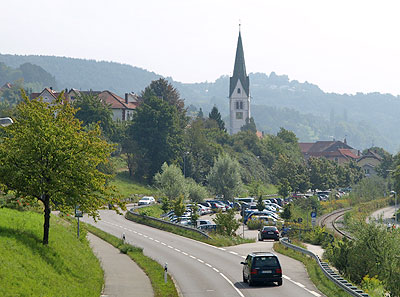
xmin=241 ymin=252 xmax=282 ymax=286
xmin=248 ymin=215 xmax=277 ymax=225
xmin=258 ymin=226 xmax=280 ymax=241
xmin=138 ymin=196 xmax=156 ymax=206
xmin=209 ymin=202 xmax=226 ymax=212
xmin=196 ymin=219 xmax=217 ymax=231
xmin=244 ymin=211 xmax=281 ymax=224
xmin=197 ymin=204 xmax=212 ymax=215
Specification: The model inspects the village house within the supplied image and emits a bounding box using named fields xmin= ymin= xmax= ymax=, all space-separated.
xmin=357 ymin=149 xmax=382 ymax=177
xmin=30 ymin=88 xmax=138 ymax=121
xmin=299 ymin=139 xmax=359 ymax=164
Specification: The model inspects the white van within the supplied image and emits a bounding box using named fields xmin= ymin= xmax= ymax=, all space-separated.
xmin=234 ymin=197 xmax=254 ymax=204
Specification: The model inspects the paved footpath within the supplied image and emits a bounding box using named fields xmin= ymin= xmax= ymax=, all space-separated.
xmin=87 ymin=233 xmax=154 ymax=297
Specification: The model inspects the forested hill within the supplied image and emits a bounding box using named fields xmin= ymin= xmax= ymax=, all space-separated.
xmin=1 ymin=54 xmax=399 ymax=152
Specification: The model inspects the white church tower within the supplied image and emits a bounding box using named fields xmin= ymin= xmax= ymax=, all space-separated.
xmin=229 ymin=28 xmax=250 ymax=135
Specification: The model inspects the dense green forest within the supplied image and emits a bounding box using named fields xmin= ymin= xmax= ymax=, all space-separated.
xmin=0 ymin=54 xmax=399 ymax=152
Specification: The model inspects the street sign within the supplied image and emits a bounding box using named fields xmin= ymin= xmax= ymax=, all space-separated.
xmin=311 ymin=211 xmax=317 ymax=218
xmin=75 ymin=205 xmax=83 ymax=217
xmin=311 ymin=217 xmax=316 ymax=227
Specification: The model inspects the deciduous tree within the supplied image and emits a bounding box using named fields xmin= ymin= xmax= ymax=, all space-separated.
xmin=207 ymin=154 xmax=242 ymax=201
xmin=0 ymin=91 xmax=120 ymax=245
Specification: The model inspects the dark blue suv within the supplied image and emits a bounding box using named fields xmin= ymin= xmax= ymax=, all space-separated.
xmin=241 ymin=252 xmax=282 ymax=286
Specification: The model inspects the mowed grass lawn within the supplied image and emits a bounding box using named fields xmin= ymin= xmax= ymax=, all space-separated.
xmin=0 ymin=208 xmax=103 ymax=297
xmin=111 ymin=171 xmax=156 ymax=199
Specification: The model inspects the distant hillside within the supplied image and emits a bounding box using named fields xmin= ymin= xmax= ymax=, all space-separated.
xmin=0 ymin=54 xmax=161 ymax=94
xmin=0 ymin=62 xmax=57 ymax=92
xmin=0 ymin=54 xmax=398 ymax=152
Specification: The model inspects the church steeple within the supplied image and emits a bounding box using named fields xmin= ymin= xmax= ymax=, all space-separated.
xmin=229 ymin=28 xmax=251 ymax=135
xmin=229 ymin=30 xmax=249 ymax=98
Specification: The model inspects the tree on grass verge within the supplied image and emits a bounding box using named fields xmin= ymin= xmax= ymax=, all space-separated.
xmin=213 ymin=208 xmax=240 ymax=236
xmin=207 ymin=153 xmax=242 ymax=201
xmin=154 ymin=162 xmax=187 ymax=200
xmin=187 ymin=178 xmax=208 ymax=203
xmin=0 ymin=91 xmax=121 ymax=245
xmin=173 ymin=195 xmax=186 ymax=222
xmin=126 ymin=95 xmax=186 ymax=181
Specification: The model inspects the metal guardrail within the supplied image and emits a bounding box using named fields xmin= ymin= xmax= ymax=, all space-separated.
xmin=280 ymin=237 xmax=370 ymax=297
xmin=126 ymin=209 xmax=211 ymax=239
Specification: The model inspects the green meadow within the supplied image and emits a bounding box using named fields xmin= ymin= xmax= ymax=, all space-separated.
xmin=0 ymin=208 xmax=103 ymax=297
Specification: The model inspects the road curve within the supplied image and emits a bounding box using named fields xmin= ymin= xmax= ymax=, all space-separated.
xmin=83 ymin=210 xmax=324 ymax=297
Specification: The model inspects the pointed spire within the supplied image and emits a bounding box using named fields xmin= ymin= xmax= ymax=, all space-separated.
xmin=230 ymin=29 xmax=249 ymax=97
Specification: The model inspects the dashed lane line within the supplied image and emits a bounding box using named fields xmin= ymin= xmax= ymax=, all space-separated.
xmin=100 ymin=219 xmax=321 ymax=297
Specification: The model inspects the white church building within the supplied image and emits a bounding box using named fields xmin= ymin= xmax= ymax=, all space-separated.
xmin=229 ymin=30 xmax=251 ymax=135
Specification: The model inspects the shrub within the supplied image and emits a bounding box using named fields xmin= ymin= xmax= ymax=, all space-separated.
xmin=247 ymin=219 xmax=264 ymax=230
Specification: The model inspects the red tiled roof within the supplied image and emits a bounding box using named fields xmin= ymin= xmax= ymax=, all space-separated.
xmin=97 ymin=91 xmax=138 ymax=110
xmin=338 ymin=149 xmax=359 ymax=160
xmin=256 ymin=131 xmax=263 ymax=139
xmin=30 ymin=88 xmax=69 ymax=101
xmin=299 ymin=143 xmax=314 ymax=153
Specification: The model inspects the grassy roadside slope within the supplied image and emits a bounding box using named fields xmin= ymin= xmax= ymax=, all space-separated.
xmin=0 ymin=208 xmax=103 ymax=297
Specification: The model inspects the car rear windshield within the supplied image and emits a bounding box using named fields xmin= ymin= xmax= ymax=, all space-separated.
xmin=253 ymin=256 xmax=279 ymax=267
xmin=263 ymin=227 xmax=276 ymax=231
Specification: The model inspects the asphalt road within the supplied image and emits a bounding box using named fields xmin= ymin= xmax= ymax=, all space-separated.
xmin=82 ymin=210 xmax=324 ymax=297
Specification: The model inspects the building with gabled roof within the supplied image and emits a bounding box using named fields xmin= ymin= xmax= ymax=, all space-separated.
xmin=69 ymin=89 xmax=138 ymax=121
xmin=357 ymin=149 xmax=382 ymax=177
xmin=30 ymin=87 xmax=69 ymax=103
xmin=31 ymin=88 xmax=138 ymax=121
xmin=299 ymin=139 xmax=359 ymax=164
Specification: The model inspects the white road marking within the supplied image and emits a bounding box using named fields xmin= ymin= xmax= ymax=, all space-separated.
xmin=283 ymin=275 xmax=320 ymax=296
xmin=309 ymin=290 xmax=321 ymax=297
xmin=174 ymin=248 xmax=181 ymax=252
xmin=219 ymin=273 xmax=245 ymax=297
xmin=101 ymin=219 xmax=320 ymax=297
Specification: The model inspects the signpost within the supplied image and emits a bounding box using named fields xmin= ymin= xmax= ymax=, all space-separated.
xmin=311 ymin=211 xmax=317 ymax=228
xmin=75 ymin=205 xmax=83 ymax=238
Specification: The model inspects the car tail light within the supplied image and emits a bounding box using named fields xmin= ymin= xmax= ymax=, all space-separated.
xmin=275 ymin=230 xmax=279 ymax=234
xmin=250 ymin=269 xmax=258 ymax=275
xmin=275 ymin=268 xmax=282 ymax=274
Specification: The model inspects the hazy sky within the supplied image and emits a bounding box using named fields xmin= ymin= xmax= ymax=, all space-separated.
xmin=2 ymin=0 xmax=400 ymax=95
